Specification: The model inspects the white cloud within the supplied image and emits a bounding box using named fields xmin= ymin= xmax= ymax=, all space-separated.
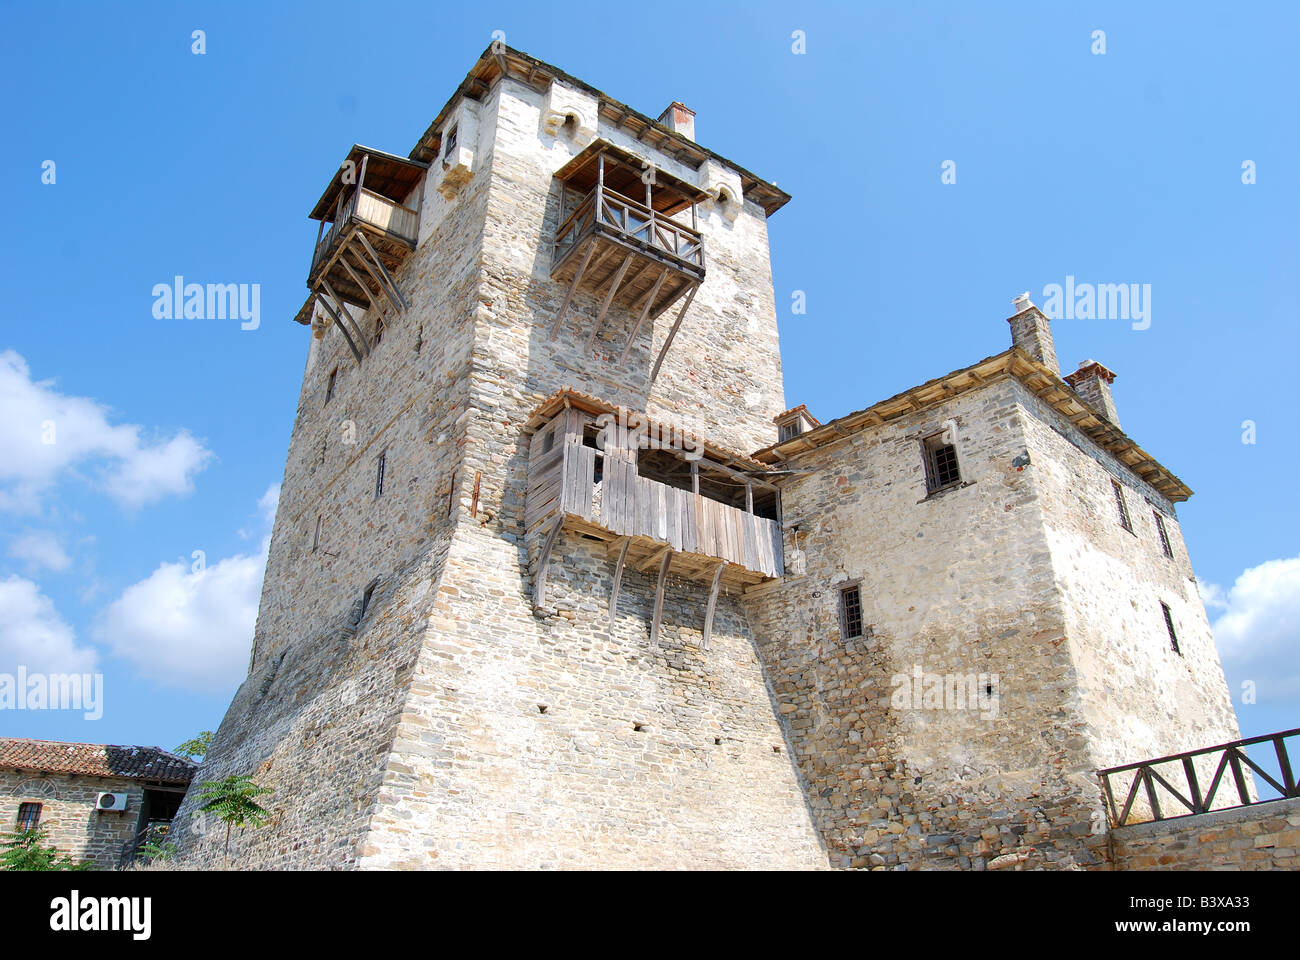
xmin=0 ymin=575 xmax=98 ymax=674
xmin=8 ymin=530 xmax=72 ymax=573
xmin=92 ymin=484 xmax=279 ymax=693
xmin=1208 ymin=556 xmax=1300 ymax=702
xmin=0 ymin=350 xmax=213 ymax=512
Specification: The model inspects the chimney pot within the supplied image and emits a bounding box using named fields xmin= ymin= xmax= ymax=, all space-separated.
xmin=1006 ymin=290 xmax=1059 ymax=376
xmin=1064 ymin=360 xmax=1121 ymax=428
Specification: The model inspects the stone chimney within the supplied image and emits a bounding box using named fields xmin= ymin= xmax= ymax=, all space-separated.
xmin=1064 ymin=360 xmax=1121 ymax=428
xmin=1007 ymin=292 xmax=1059 ymax=377
xmin=657 ymin=101 xmax=695 ymax=142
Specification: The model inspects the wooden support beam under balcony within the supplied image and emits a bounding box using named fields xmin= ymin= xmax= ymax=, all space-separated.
xmin=549 ymin=141 xmax=708 ymax=348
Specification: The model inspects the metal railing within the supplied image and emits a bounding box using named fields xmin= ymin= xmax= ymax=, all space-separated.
xmin=1100 ymin=727 xmax=1300 ymax=826
xmin=554 ymin=185 xmax=704 ymax=270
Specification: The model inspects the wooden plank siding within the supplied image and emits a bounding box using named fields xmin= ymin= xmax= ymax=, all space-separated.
xmin=526 ymin=429 xmax=783 ymax=581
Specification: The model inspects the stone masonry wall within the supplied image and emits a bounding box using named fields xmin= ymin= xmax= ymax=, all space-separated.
xmin=479 ymin=76 xmax=785 ymax=459
xmin=169 ymin=78 xmax=492 ymax=869
xmin=1110 ymin=797 xmax=1300 ymax=869
xmin=360 ymin=523 xmax=827 ymax=868
xmin=745 ymin=377 xmax=1108 ymax=870
xmin=1 ymin=769 xmax=144 ymax=868
xmin=1017 ymin=379 xmax=1243 ymax=808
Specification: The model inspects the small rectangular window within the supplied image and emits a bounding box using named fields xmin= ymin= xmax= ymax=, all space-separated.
xmin=839 ymin=584 xmax=864 ymax=640
xmin=922 ymin=433 xmax=961 ymax=493
xmin=325 ymin=367 xmax=338 ymax=403
xmin=778 ymin=421 xmax=802 ymax=442
xmin=375 ymin=450 xmax=387 ymax=498
xmin=1112 ymin=480 xmax=1133 ymax=533
xmin=16 ymin=802 xmax=41 ymax=831
xmin=444 ymin=125 xmax=458 ymax=158
xmin=1161 ymin=602 xmax=1180 ymax=654
xmin=1153 ymin=511 xmax=1173 ymax=558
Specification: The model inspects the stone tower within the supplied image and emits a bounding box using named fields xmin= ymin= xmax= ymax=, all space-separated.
xmin=170 ymin=47 xmax=1244 ymax=871
xmin=170 ymin=46 xmax=826 ymax=869
xmin=744 ymin=296 xmax=1242 ymax=869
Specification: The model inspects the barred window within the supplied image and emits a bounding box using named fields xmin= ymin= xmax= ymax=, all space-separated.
xmin=1112 ymin=480 xmax=1133 ymax=532
xmin=1161 ymin=602 xmax=1180 ymax=654
xmin=840 ymin=584 xmax=864 ymax=640
xmin=923 ymin=433 xmax=961 ymax=493
xmin=16 ymin=802 xmax=41 ymax=831
xmin=1153 ymin=511 xmax=1173 ymax=558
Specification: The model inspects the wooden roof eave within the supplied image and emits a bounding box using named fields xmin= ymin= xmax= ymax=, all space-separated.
xmin=553 ymin=140 xmax=711 ymax=209
xmin=525 ymin=388 xmax=778 ymax=478
xmin=309 ymin=145 xmax=430 ymax=221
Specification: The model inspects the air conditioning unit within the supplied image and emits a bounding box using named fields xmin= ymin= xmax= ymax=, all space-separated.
xmin=96 ymin=792 xmax=128 ymax=812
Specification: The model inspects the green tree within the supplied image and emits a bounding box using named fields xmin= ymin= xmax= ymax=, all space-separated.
xmin=0 ymin=829 xmax=92 ymax=871
xmin=175 ymin=730 xmax=213 ymax=760
xmin=196 ymin=775 xmax=274 ymax=858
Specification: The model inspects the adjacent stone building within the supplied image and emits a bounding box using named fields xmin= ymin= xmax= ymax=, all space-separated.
xmin=168 ymin=46 xmax=1250 ymax=870
xmin=1 ymin=738 xmax=195 ymax=868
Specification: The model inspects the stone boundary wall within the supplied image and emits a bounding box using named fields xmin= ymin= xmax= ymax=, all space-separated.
xmin=1110 ymin=797 xmax=1300 ymax=870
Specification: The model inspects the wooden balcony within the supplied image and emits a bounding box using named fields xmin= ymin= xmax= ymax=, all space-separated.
xmin=297 ymin=146 xmax=428 ymax=361
xmin=526 ymin=399 xmax=784 ymax=647
xmin=548 ymin=142 xmax=710 ymax=378
xmin=552 ymin=183 xmax=704 ymax=316
xmin=309 ymin=188 xmax=419 ymax=291
xmin=536 ymin=441 xmax=783 ymax=582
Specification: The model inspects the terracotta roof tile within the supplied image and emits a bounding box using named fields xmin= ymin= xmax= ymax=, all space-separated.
xmin=0 ymin=738 xmax=197 ymax=785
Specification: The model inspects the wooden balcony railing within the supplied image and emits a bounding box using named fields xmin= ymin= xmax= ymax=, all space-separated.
xmin=554 ymin=185 xmax=704 ymax=272
xmin=555 ymin=444 xmax=782 ymax=579
xmin=1100 ymin=728 xmax=1300 ymax=826
xmin=310 ymin=188 xmax=420 ymax=277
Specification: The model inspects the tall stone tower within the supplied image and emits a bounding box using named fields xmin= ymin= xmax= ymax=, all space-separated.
xmin=171 ymin=47 xmax=1244 ymax=871
xmin=170 ymin=46 xmax=827 ymax=869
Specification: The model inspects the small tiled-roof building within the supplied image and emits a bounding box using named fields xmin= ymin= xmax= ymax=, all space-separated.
xmin=1 ymin=738 xmax=197 ymax=868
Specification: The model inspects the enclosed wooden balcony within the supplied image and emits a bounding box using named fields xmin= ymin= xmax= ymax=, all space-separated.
xmin=548 ymin=142 xmax=710 ymax=378
xmin=296 ymin=146 xmax=427 ymax=361
xmin=526 ymin=393 xmax=783 ymax=647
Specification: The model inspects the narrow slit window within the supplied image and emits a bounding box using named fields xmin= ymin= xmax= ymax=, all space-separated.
xmin=922 ymin=432 xmax=961 ymax=493
xmin=325 ymin=367 xmax=338 ymax=403
xmin=359 ymin=578 xmax=380 ymax=621
xmin=1112 ymin=480 xmax=1133 ymax=533
xmin=375 ymin=450 xmax=387 ymax=499
xmin=312 ymin=515 xmax=322 ymax=552
xmin=1153 ymin=511 xmax=1173 ymax=558
xmin=1161 ymin=602 xmax=1180 ymax=654
xmin=16 ymin=802 xmax=41 ymax=831
xmin=840 ymin=584 xmax=864 ymax=640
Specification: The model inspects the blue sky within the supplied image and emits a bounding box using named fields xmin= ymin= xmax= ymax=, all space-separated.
xmin=1 ymin=1 xmax=1295 ymax=756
